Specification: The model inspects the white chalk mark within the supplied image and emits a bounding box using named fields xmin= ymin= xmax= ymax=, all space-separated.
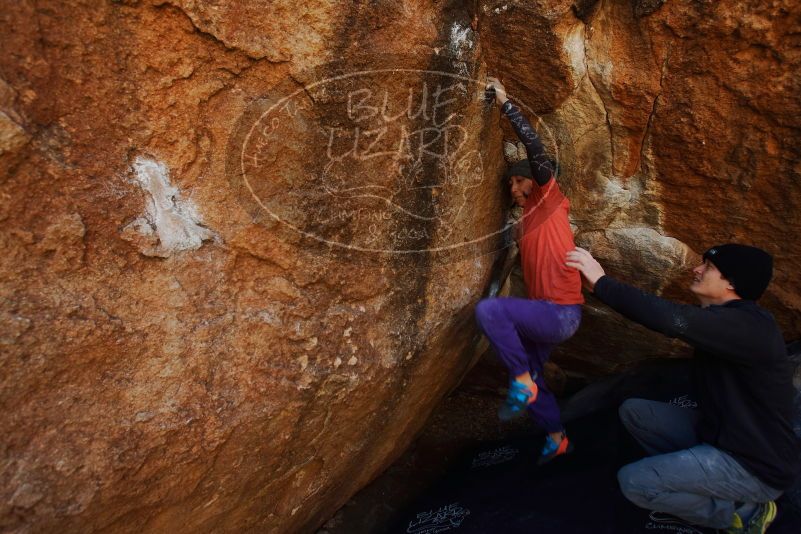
xmin=449 ymin=23 xmax=474 ymax=58
xmin=130 ymin=156 xmax=214 ymax=256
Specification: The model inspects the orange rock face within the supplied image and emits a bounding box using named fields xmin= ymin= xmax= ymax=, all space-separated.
xmin=1 ymin=0 xmax=800 ymax=532
xmin=0 ymin=2 xmax=506 ymax=532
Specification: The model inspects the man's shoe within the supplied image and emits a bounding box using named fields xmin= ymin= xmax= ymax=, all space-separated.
xmin=725 ymin=501 xmax=778 ymax=534
xmin=745 ymin=501 xmax=777 ymax=534
xmin=726 ymin=511 xmax=745 ymax=533
xmin=537 ymin=433 xmax=573 ymax=465
xmin=498 ymin=379 xmax=538 ymax=421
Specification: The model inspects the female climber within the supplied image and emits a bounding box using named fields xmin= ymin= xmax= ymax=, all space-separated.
xmin=474 ymin=77 xmax=583 ymax=465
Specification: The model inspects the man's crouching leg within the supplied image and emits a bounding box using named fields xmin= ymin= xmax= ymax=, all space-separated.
xmin=617 ymin=445 xmax=782 ymax=529
xmin=619 ymin=398 xmax=700 ymax=456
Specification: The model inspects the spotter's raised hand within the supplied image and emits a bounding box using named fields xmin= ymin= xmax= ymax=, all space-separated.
xmin=566 ymin=247 xmax=606 ymax=291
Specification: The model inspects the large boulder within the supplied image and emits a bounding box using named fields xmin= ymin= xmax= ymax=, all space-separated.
xmin=0 ymin=1 xmax=508 ymax=532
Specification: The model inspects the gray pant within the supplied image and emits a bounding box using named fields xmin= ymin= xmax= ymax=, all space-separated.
xmin=617 ymin=398 xmax=782 ymax=529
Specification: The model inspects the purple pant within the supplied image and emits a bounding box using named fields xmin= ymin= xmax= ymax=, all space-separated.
xmin=475 ymin=297 xmax=582 ymax=433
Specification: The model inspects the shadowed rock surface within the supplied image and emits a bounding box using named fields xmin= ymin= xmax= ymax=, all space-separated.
xmin=1 ymin=0 xmax=800 ymax=532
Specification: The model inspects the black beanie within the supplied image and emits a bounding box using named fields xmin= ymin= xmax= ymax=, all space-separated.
xmin=702 ymin=244 xmax=773 ymax=301
xmin=504 ymin=159 xmax=532 ymax=181
xmin=503 ymin=159 xmax=557 ymax=183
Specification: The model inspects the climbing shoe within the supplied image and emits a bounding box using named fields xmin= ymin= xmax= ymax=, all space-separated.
xmin=725 ymin=501 xmax=778 ymax=533
xmin=726 ymin=511 xmax=745 ymax=533
xmin=537 ymin=433 xmax=573 ymax=466
xmin=497 ymin=379 xmax=538 ymax=421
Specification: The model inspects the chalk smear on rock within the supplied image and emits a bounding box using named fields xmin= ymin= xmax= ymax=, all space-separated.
xmin=123 ymin=156 xmax=215 ymax=257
